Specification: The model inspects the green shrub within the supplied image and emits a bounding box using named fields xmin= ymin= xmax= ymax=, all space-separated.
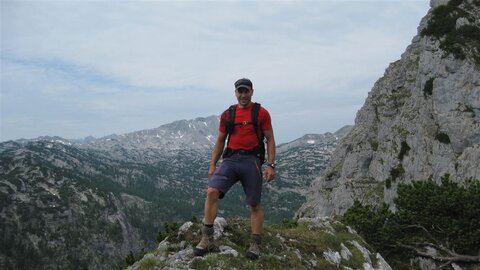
xmin=398 ymin=141 xmax=411 ymax=160
xmin=420 ymin=0 xmax=480 ymax=66
xmin=156 ymin=222 xmax=180 ymax=242
xmin=139 ymin=256 xmax=157 ymax=270
xmin=281 ymin=218 xmax=298 ymax=229
xmin=389 ymin=165 xmax=405 ymax=183
xmin=370 ymin=141 xmax=379 ymax=151
xmin=125 ymin=251 xmax=136 ymax=266
xmin=423 ymin=78 xmax=434 ymax=97
xmin=421 ymin=4 xmax=464 ymax=38
xmin=125 ymin=248 xmax=149 ymax=267
xmin=393 ymin=176 xmax=480 ymax=254
xmin=449 ymin=0 xmax=463 ymax=6
xmin=385 ymin=178 xmax=391 ymax=189
xmin=435 ymin=131 xmax=451 ymax=144
xmin=342 ymin=201 xmax=394 ymax=252
xmin=191 ymin=215 xmax=199 ymax=223
xmin=342 ymin=178 xmax=480 ymax=269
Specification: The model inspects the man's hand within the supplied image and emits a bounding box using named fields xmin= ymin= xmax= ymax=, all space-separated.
xmin=264 ymin=166 xmax=275 ymax=182
xmin=208 ymin=164 xmax=217 ymax=179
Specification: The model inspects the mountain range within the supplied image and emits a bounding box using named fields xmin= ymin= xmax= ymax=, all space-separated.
xmin=0 ymin=114 xmax=351 ymax=269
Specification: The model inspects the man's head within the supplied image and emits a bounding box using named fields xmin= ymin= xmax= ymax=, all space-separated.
xmin=235 ymin=78 xmax=253 ymax=92
xmin=234 ymin=78 xmax=254 ymax=108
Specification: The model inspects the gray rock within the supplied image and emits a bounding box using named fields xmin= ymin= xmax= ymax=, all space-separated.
xmin=213 ymin=217 xmax=227 ymax=240
xmin=298 ymin=0 xmax=480 ymax=218
xmin=376 ymin=253 xmax=393 ymax=270
xmin=178 ymin=222 xmax=194 ymax=238
xmin=323 ymin=249 xmax=341 ymax=267
xmin=341 ymin=243 xmax=352 ymax=260
xmin=456 ymin=17 xmax=470 ymax=29
xmin=430 ymin=0 xmax=449 ymax=8
xmin=219 ymin=245 xmax=239 ymax=257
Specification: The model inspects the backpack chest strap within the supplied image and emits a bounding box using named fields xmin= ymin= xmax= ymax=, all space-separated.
xmin=235 ymin=121 xmax=253 ymax=127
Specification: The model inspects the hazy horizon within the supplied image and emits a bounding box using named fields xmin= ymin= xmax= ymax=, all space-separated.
xmin=1 ymin=0 xmax=431 ymax=144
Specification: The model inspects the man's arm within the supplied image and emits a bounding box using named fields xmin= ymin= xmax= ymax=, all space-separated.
xmin=263 ymin=129 xmax=276 ymax=182
xmin=208 ymin=131 xmax=228 ymax=178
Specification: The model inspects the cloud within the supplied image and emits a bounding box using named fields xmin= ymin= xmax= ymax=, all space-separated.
xmin=1 ymin=0 xmax=430 ymax=143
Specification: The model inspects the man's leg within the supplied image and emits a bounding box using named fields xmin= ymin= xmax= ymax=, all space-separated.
xmin=250 ymin=203 xmax=263 ymax=234
xmin=194 ymin=187 xmax=220 ymax=256
xmin=247 ymin=204 xmax=263 ymax=260
xmin=204 ymin=187 xmax=220 ymax=225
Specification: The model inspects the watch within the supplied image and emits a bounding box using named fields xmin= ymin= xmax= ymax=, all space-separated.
xmin=268 ymin=163 xmax=276 ymax=169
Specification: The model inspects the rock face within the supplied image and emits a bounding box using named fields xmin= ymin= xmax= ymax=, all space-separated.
xmin=127 ymin=217 xmax=391 ymax=270
xmin=298 ymin=0 xmax=480 ymax=218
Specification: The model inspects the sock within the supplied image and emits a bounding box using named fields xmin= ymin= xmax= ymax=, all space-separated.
xmin=202 ymin=224 xmax=214 ymax=236
xmin=251 ymin=234 xmax=261 ymax=244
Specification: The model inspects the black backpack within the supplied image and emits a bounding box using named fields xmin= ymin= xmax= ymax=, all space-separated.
xmin=222 ymin=102 xmax=266 ymax=164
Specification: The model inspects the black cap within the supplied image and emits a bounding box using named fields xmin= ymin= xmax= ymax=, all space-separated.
xmin=234 ymin=78 xmax=253 ymax=91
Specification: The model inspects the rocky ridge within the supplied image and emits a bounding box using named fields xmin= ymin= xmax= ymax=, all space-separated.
xmin=80 ymin=115 xmax=219 ymax=163
xmin=127 ymin=217 xmax=391 ymax=270
xmin=298 ymin=0 xmax=480 ymax=218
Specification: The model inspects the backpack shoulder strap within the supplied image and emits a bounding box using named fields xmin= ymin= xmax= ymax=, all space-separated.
xmin=251 ymin=102 xmax=266 ymax=164
xmin=251 ymin=102 xmax=260 ymax=129
xmin=223 ymin=105 xmax=236 ymax=149
xmin=251 ymin=103 xmax=263 ymax=142
xmin=225 ymin=104 xmax=236 ymax=134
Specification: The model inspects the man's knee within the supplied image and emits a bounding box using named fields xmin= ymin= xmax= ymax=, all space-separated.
xmin=250 ymin=204 xmax=263 ymax=212
xmin=206 ymin=187 xmax=220 ymax=200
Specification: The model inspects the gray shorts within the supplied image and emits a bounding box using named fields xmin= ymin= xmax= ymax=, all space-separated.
xmin=208 ymin=154 xmax=263 ymax=206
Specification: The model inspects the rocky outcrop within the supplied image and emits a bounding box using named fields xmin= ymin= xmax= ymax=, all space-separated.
xmin=298 ymin=0 xmax=480 ymax=218
xmin=127 ymin=217 xmax=391 ymax=270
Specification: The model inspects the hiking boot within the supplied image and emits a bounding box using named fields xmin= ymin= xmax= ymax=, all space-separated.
xmin=194 ymin=225 xmax=214 ymax=256
xmin=246 ymin=234 xmax=261 ymax=260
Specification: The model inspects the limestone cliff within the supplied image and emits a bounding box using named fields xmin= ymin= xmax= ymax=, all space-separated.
xmin=298 ymin=0 xmax=480 ymax=217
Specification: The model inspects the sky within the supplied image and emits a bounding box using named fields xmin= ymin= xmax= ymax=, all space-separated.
xmin=1 ymin=0 xmax=431 ymax=144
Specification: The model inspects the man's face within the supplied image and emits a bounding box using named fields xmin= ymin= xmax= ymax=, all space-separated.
xmin=235 ymin=88 xmax=253 ymax=107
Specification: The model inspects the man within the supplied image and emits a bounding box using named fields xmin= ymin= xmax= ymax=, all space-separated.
xmin=194 ymin=78 xmax=276 ymax=260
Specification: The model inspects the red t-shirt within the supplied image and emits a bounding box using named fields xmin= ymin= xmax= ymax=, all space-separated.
xmin=219 ymin=103 xmax=272 ymax=151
